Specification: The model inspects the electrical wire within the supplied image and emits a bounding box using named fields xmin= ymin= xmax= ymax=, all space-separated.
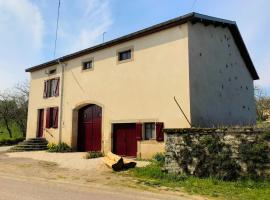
xmin=53 ymin=0 xmax=61 ymax=58
xmin=190 ymin=0 xmax=198 ymax=10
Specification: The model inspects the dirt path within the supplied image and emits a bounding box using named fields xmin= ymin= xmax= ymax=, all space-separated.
xmin=0 ymin=152 xmax=205 ymax=200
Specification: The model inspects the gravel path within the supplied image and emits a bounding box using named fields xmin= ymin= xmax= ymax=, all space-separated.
xmin=0 ymin=152 xmax=202 ymax=200
xmin=6 ymin=151 xmax=150 ymax=171
xmin=7 ymin=151 xmax=106 ymax=171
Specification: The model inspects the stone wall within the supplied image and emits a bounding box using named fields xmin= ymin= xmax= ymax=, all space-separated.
xmin=165 ymin=128 xmax=270 ymax=180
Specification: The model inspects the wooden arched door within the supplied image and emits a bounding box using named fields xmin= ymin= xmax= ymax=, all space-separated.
xmin=77 ymin=104 xmax=102 ymax=152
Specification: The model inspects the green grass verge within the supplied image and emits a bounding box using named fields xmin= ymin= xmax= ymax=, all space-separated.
xmin=130 ymin=163 xmax=270 ymax=200
xmin=257 ymin=121 xmax=270 ymax=128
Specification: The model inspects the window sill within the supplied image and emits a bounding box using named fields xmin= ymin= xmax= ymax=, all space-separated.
xmin=81 ymin=68 xmax=94 ymax=72
xmin=43 ymin=96 xmax=59 ymax=99
xmin=117 ymin=58 xmax=133 ymax=65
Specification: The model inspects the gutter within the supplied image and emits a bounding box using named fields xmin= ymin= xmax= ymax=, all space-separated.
xmin=57 ymin=59 xmax=66 ymax=144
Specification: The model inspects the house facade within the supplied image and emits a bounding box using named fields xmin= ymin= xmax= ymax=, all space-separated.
xmin=25 ymin=13 xmax=259 ymax=158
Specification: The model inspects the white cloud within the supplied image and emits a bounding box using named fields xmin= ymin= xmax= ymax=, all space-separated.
xmin=0 ymin=0 xmax=44 ymax=49
xmin=57 ymin=0 xmax=113 ymax=55
xmin=0 ymin=0 xmax=44 ymax=90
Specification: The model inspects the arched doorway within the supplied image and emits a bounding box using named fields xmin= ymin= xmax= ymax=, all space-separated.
xmin=77 ymin=104 xmax=102 ymax=151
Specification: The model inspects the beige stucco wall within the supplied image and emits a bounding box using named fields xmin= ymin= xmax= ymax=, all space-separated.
xmin=26 ymin=24 xmax=190 ymax=156
xmin=137 ymin=140 xmax=165 ymax=159
xmin=188 ymin=22 xmax=256 ymax=126
xmin=26 ymin=66 xmax=62 ymax=143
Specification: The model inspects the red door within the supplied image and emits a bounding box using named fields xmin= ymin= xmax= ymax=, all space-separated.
xmin=78 ymin=105 xmax=102 ymax=152
xmin=37 ymin=109 xmax=44 ymax=138
xmin=113 ymin=123 xmax=137 ymax=157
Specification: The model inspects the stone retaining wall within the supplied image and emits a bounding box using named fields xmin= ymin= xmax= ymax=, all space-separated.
xmin=165 ymin=128 xmax=270 ymax=179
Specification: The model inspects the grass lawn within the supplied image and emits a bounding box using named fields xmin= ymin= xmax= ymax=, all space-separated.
xmin=130 ymin=163 xmax=270 ymax=200
xmin=0 ymin=123 xmax=24 ymax=145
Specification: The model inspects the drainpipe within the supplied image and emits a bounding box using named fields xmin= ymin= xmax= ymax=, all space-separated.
xmin=57 ymin=59 xmax=65 ymax=144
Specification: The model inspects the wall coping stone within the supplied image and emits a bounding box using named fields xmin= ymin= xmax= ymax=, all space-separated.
xmin=164 ymin=128 xmax=270 ymax=135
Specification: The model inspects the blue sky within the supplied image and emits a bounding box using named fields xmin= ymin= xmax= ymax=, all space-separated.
xmin=0 ymin=0 xmax=269 ymax=94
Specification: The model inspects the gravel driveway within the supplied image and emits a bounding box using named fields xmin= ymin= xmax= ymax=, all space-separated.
xmin=0 ymin=152 xmax=202 ymax=200
xmin=6 ymin=151 xmax=150 ymax=170
xmin=7 ymin=151 xmax=106 ymax=171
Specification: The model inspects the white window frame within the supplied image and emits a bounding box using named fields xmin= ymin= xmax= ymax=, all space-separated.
xmin=143 ymin=122 xmax=156 ymax=140
xmin=81 ymin=58 xmax=94 ymax=71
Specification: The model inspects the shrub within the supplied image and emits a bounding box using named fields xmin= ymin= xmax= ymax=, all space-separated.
xmin=153 ymin=152 xmax=165 ymax=166
xmin=84 ymin=151 xmax=103 ymax=159
xmin=0 ymin=137 xmax=25 ymax=146
xmin=47 ymin=142 xmax=72 ymax=153
xmin=262 ymin=131 xmax=270 ymax=141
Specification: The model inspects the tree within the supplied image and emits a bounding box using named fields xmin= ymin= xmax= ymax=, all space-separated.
xmin=0 ymin=91 xmax=18 ymax=138
xmin=0 ymin=81 xmax=29 ymax=138
xmin=254 ymin=86 xmax=270 ymax=121
xmin=13 ymin=81 xmax=29 ymax=137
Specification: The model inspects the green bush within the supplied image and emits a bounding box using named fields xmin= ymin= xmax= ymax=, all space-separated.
xmin=262 ymin=131 xmax=270 ymax=141
xmin=47 ymin=143 xmax=72 ymax=153
xmin=0 ymin=137 xmax=25 ymax=146
xmin=84 ymin=151 xmax=104 ymax=159
xmin=153 ymin=153 xmax=165 ymax=166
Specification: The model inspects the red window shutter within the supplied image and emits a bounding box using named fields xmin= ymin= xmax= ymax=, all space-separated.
xmin=55 ymin=78 xmax=60 ymax=97
xmin=45 ymin=108 xmax=51 ymax=128
xmin=43 ymin=81 xmax=48 ymax=98
xmin=156 ymin=122 xmax=164 ymax=142
xmin=53 ymin=107 xmax=59 ymax=128
xmin=136 ymin=123 xmax=142 ymax=141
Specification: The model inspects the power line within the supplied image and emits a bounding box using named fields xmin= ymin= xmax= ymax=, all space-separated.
xmin=190 ymin=0 xmax=198 ymax=10
xmin=53 ymin=0 xmax=61 ymax=58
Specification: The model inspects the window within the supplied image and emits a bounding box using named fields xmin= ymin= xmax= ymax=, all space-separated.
xmin=144 ymin=123 xmax=156 ymax=140
xmin=141 ymin=122 xmax=164 ymax=141
xmin=118 ymin=49 xmax=132 ymax=61
xmin=45 ymin=107 xmax=58 ymax=129
xmin=45 ymin=68 xmax=56 ymax=75
xmin=43 ymin=78 xmax=60 ymax=98
xmin=48 ymin=69 xmax=56 ymax=75
xmin=82 ymin=60 xmax=93 ymax=70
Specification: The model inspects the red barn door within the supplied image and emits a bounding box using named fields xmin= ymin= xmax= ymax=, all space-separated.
xmin=113 ymin=123 xmax=137 ymax=157
xmin=77 ymin=105 xmax=102 ymax=152
xmin=37 ymin=109 xmax=44 ymax=138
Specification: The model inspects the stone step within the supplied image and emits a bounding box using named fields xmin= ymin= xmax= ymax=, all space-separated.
xmin=10 ymin=145 xmax=48 ymax=150
xmin=10 ymin=138 xmax=49 ymax=152
xmin=18 ymin=141 xmax=48 ymax=145
xmin=27 ymin=138 xmax=47 ymax=142
xmin=15 ymin=144 xmax=48 ymax=148
xmin=10 ymin=147 xmax=48 ymax=152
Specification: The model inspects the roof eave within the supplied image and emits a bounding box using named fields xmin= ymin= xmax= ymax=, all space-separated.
xmin=25 ymin=12 xmax=259 ymax=80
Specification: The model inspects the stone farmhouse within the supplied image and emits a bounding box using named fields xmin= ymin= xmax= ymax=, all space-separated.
xmin=25 ymin=13 xmax=259 ymax=158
